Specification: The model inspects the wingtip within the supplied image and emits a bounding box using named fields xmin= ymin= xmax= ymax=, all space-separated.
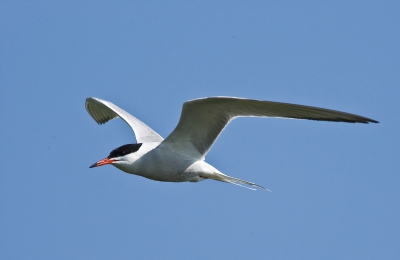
xmin=85 ymin=97 xmax=96 ymax=103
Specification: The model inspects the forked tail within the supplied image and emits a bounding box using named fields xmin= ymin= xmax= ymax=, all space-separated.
xmin=211 ymin=172 xmax=271 ymax=191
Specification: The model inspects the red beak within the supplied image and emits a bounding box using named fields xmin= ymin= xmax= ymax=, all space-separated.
xmin=89 ymin=158 xmax=117 ymax=168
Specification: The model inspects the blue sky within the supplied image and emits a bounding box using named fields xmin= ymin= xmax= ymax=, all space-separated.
xmin=1 ymin=1 xmax=399 ymax=259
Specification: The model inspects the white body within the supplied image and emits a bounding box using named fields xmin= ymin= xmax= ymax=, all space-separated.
xmin=113 ymin=142 xmax=217 ymax=183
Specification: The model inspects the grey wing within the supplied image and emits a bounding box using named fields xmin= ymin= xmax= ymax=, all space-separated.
xmin=159 ymin=96 xmax=378 ymax=159
xmin=85 ymin=97 xmax=163 ymax=143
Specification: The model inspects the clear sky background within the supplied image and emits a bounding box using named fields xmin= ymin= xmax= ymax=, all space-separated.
xmin=1 ymin=1 xmax=399 ymax=259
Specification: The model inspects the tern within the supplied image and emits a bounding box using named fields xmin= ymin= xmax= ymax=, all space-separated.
xmin=86 ymin=97 xmax=377 ymax=190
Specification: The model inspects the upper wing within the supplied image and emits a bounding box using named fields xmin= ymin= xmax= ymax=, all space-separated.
xmin=160 ymin=97 xmax=378 ymax=159
xmin=85 ymin=97 xmax=163 ymax=143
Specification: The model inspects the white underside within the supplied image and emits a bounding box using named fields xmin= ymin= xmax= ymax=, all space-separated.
xmin=111 ymin=142 xmax=267 ymax=190
xmin=113 ymin=142 xmax=220 ymax=182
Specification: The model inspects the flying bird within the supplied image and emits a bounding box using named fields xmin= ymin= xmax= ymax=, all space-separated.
xmin=86 ymin=97 xmax=378 ymax=190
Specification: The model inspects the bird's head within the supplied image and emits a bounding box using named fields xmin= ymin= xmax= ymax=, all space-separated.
xmin=89 ymin=143 xmax=143 ymax=168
